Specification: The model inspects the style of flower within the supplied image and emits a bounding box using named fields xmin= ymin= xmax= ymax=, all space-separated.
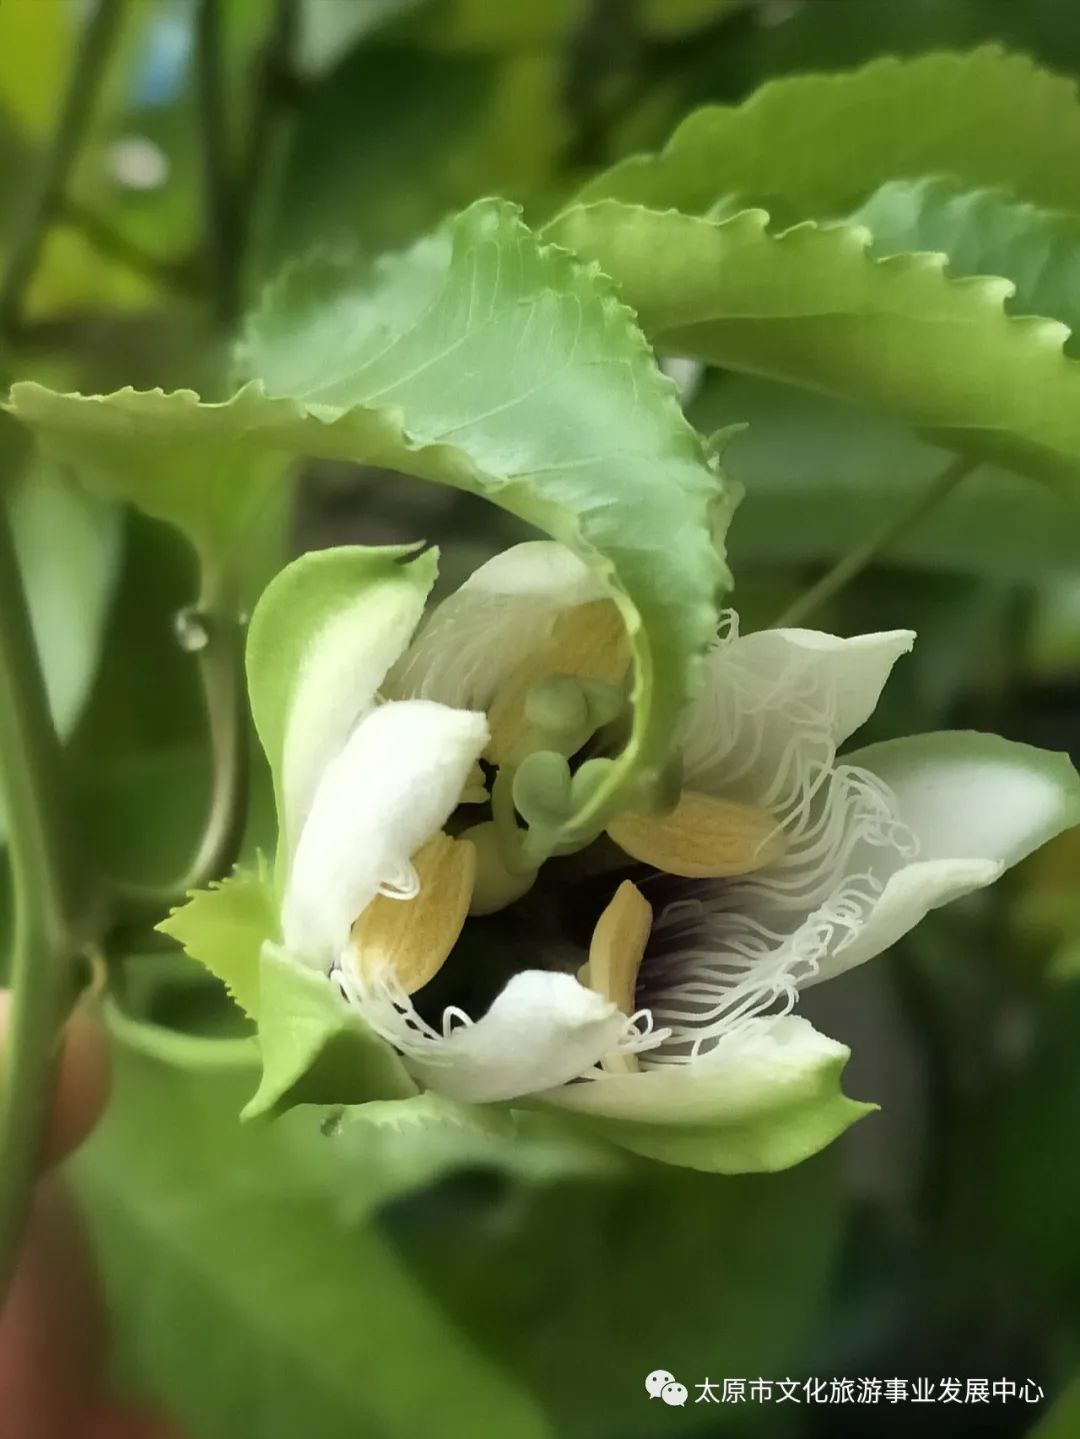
xmin=253 ymin=538 xmax=1078 ymax=1167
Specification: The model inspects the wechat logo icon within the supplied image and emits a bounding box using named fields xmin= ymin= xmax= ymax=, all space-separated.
xmin=645 ymin=1371 xmax=688 ymax=1407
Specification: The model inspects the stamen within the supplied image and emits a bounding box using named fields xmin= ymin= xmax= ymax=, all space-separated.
xmin=608 ymin=790 xmax=787 ymax=879
xmin=578 ymin=879 xmax=654 ymax=1074
xmin=350 ymin=833 xmax=475 ymax=995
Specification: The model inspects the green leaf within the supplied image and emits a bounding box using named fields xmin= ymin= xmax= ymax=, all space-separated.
xmin=0 ymin=0 xmax=73 ymax=137
xmin=692 ymin=374 xmax=1080 ymax=581
xmin=576 ymin=46 xmax=1080 ymax=222
xmin=72 ymin=1039 xmax=841 ymax=1439
xmin=71 ymin=1044 xmax=553 ymax=1439
xmin=11 ymin=200 xmax=729 ymax=839
xmin=158 ymin=864 xmax=278 ymax=1019
xmin=853 ymin=175 xmax=1080 ymax=353
xmin=547 ymin=202 xmax=1080 ymax=491
xmin=388 ymin=1150 xmax=843 ymax=1437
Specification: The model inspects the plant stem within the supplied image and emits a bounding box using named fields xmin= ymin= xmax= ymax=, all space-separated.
xmin=0 ymin=0 xmax=124 ymax=337
xmin=194 ymin=0 xmax=241 ymax=325
xmin=114 ymin=571 xmax=249 ymax=926
xmin=239 ymin=0 xmax=301 ymax=280
xmin=774 ymin=454 xmax=976 ymax=628
xmin=0 ymin=490 xmax=93 ymax=1303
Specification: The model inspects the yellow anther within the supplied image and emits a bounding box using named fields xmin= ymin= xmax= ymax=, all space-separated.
xmin=486 ymin=599 xmax=629 ymax=765
xmin=578 ymin=879 xmax=652 ymax=1075
xmin=607 ymin=789 xmax=785 ymax=879
xmin=350 ymin=833 xmax=475 ymax=995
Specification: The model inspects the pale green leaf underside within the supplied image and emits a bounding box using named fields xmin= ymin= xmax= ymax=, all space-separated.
xmin=9 ymin=199 xmax=727 ymax=835
xmin=576 ymin=46 xmax=1080 ymax=222
xmin=548 ymin=202 xmax=1080 ymax=492
xmin=853 ymin=175 xmax=1080 ymax=352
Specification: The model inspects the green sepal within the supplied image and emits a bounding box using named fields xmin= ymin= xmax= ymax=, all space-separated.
xmin=242 ymin=947 xmax=418 ymax=1120
xmin=245 ymin=542 xmax=438 ymax=865
xmin=157 ymin=863 xmax=278 ymax=1021
xmin=533 ymin=1033 xmax=872 ymax=1175
xmin=547 ymin=1090 xmax=874 ymax=1176
xmin=158 ymin=868 xmax=416 ymax=1117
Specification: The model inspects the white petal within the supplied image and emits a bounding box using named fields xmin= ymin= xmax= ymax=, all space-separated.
xmin=538 ymin=1015 xmax=847 ymax=1124
xmin=282 ymin=699 xmax=488 ymax=965
xmin=808 ymin=730 xmax=1080 ymax=984
xmin=389 ymin=540 xmax=604 ymax=708
xmin=851 ymin=730 xmax=1080 ymax=866
xmin=806 ymin=858 xmax=1001 ymax=985
xmin=405 ymin=971 xmax=627 ymax=1104
xmin=681 ymin=625 xmax=914 ymax=795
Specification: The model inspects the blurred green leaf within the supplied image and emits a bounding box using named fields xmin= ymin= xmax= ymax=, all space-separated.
xmin=0 ymin=0 xmax=74 ymax=138
xmin=693 ymin=375 xmax=1080 ymax=581
xmin=1030 ymin=1377 xmax=1080 ymax=1437
xmin=577 ymin=47 xmax=1080 ymax=221
xmin=12 ymin=199 xmax=728 ymax=835
xmin=298 ymin=0 xmax=429 ymax=76
xmin=73 ymin=1040 xmax=841 ymax=1439
xmin=267 ymin=44 xmax=569 ymax=265
xmin=394 ymin=0 xmax=583 ymax=50
xmin=549 ymin=203 xmax=1080 ymax=491
xmin=71 ymin=1043 xmax=554 ymax=1439
xmin=854 ymin=176 xmax=1080 ymax=353
xmin=994 ymin=986 xmax=1080 ymax=1319
xmin=387 ymin=1148 xmax=843 ymax=1437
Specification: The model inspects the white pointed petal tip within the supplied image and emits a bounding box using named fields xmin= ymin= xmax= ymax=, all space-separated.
xmin=811 ymin=731 xmax=1080 ymax=985
xmin=406 ymin=970 xmax=628 ymax=1104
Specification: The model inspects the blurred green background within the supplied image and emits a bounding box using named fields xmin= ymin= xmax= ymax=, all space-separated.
xmin=2 ymin=2 xmax=1080 ymax=1437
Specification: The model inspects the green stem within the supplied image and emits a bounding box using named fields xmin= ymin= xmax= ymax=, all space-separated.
xmin=114 ymin=571 xmax=249 ymax=925
xmin=0 ymin=489 xmax=93 ymax=1302
xmin=239 ymin=0 xmax=302 ymax=283
xmin=195 ymin=0 xmax=241 ymax=325
xmin=773 ymin=454 xmax=975 ymax=628
xmin=0 ymin=0 xmax=124 ymax=337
